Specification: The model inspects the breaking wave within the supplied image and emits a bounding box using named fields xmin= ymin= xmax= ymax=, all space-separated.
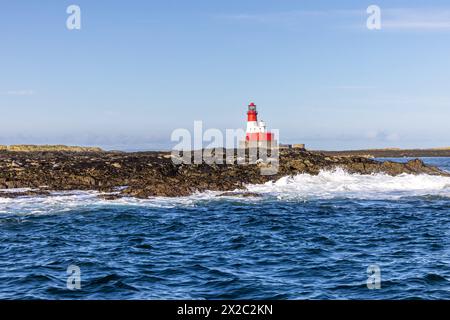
xmin=245 ymin=168 xmax=450 ymax=200
xmin=0 ymin=190 xmax=219 ymax=215
xmin=1 ymin=169 xmax=450 ymax=215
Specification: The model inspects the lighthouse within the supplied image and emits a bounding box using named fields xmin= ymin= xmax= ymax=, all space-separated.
xmin=242 ymin=102 xmax=276 ymax=149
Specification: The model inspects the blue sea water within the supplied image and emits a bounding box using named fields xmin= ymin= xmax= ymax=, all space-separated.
xmin=1 ymin=158 xmax=450 ymax=300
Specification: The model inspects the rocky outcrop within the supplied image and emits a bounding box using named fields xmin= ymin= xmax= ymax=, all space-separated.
xmin=0 ymin=149 xmax=447 ymax=198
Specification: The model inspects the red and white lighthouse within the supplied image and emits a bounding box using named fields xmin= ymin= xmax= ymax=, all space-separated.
xmin=245 ymin=102 xmax=274 ymax=142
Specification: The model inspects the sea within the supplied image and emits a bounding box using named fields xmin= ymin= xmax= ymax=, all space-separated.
xmin=1 ymin=157 xmax=450 ymax=300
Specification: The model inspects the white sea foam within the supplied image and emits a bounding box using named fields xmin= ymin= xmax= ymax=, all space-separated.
xmin=245 ymin=168 xmax=450 ymax=200
xmin=0 ymin=188 xmax=35 ymax=193
xmin=1 ymin=169 xmax=449 ymax=215
xmin=0 ymin=189 xmax=221 ymax=215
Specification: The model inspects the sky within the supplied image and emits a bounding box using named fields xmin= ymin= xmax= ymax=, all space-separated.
xmin=1 ymin=0 xmax=450 ymax=150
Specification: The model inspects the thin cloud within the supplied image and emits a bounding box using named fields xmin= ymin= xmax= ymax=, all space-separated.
xmin=217 ymin=7 xmax=450 ymax=32
xmin=382 ymin=8 xmax=450 ymax=30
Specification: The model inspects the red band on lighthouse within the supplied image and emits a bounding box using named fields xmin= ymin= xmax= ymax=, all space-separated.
xmin=247 ymin=111 xmax=257 ymax=122
xmin=246 ymin=132 xmax=274 ymax=141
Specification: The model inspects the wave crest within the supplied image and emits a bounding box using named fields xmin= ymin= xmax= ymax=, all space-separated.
xmin=245 ymin=168 xmax=450 ymax=200
xmin=1 ymin=169 xmax=450 ymax=215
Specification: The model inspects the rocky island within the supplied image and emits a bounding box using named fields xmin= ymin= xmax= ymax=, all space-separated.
xmin=0 ymin=146 xmax=447 ymax=198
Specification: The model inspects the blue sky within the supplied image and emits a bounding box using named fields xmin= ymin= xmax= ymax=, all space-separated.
xmin=1 ymin=0 xmax=450 ymax=150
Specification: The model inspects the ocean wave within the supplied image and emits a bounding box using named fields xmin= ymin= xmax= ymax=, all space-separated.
xmin=245 ymin=168 xmax=450 ymax=200
xmin=1 ymin=169 xmax=450 ymax=215
xmin=0 ymin=189 xmax=223 ymax=215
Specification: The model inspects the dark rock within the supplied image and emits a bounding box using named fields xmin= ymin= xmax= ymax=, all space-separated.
xmin=0 ymin=149 xmax=447 ymax=198
xmin=0 ymin=189 xmax=50 ymax=198
xmin=97 ymin=194 xmax=123 ymax=200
